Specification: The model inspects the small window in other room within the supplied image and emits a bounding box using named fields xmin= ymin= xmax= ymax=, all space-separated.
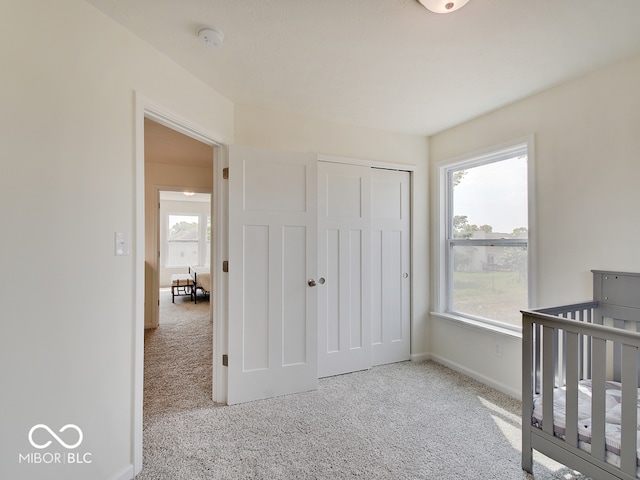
xmin=439 ymin=139 xmax=532 ymax=330
xmin=167 ymin=214 xmax=200 ymax=267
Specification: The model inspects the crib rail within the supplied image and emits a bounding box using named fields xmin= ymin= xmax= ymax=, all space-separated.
xmin=522 ymin=304 xmax=640 ymax=478
xmin=530 ymin=302 xmax=599 ymax=393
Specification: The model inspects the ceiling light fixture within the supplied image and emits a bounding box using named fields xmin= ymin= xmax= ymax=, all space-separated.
xmin=197 ymin=26 xmax=224 ymax=47
xmin=183 ymin=191 xmax=195 ymax=197
xmin=417 ymin=0 xmax=469 ymax=14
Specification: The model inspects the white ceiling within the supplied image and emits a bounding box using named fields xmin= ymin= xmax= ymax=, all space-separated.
xmin=87 ymin=0 xmax=640 ymax=136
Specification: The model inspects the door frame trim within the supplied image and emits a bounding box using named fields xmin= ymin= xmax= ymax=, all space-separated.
xmin=134 ymin=94 xmax=228 ymax=475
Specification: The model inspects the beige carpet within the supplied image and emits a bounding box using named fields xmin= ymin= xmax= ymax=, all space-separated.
xmin=138 ymin=290 xmax=590 ymax=480
xmin=143 ymin=289 xmax=213 ymax=417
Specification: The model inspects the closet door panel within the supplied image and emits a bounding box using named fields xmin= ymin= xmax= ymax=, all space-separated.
xmin=371 ymin=169 xmax=411 ymax=366
xmin=318 ymin=162 xmax=371 ymax=377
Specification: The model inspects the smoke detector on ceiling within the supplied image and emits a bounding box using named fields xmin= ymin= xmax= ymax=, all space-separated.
xmin=198 ymin=26 xmax=224 ymax=47
xmin=417 ymin=0 xmax=470 ymax=14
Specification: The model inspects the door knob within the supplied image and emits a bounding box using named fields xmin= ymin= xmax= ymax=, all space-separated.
xmin=308 ymin=277 xmax=326 ymax=287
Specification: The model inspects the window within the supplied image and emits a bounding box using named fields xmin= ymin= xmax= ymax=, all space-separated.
xmin=160 ymin=191 xmax=211 ymax=269
xmin=438 ymin=139 xmax=532 ymax=330
xmin=167 ymin=214 xmax=200 ymax=267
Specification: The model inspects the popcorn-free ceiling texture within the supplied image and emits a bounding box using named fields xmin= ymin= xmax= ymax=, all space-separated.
xmin=87 ymin=0 xmax=640 ymax=135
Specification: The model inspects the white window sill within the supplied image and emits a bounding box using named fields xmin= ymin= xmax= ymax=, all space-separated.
xmin=430 ymin=311 xmax=522 ymax=339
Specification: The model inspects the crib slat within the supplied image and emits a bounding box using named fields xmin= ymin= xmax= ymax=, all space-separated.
xmin=591 ymin=337 xmax=607 ymax=461
xmin=620 ymin=344 xmax=638 ymax=476
xmin=565 ymin=331 xmax=579 ymax=447
xmin=542 ymin=325 xmax=556 ymax=436
xmin=534 ymin=323 xmax=542 ymax=394
xmin=522 ymin=316 xmax=534 ymax=473
xmin=613 ymin=319 xmax=625 ymax=381
xmin=559 ymin=328 xmax=566 ymax=387
xmin=585 ymin=308 xmax=593 ymax=379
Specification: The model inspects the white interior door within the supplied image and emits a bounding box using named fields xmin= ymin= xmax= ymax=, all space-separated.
xmin=318 ymin=162 xmax=371 ymax=378
xmin=371 ymin=169 xmax=411 ymax=366
xmin=228 ymin=145 xmax=318 ymax=404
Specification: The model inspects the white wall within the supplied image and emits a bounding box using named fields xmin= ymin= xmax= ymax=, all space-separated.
xmin=0 ymin=1 xmax=233 ymax=479
xmin=428 ymin=54 xmax=640 ymax=398
xmin=235 ymin=105 xmax=431 ymax=359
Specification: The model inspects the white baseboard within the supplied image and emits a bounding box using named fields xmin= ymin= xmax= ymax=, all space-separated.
xmin=410 ymin=352 xmax=431 ymax=363
xmin=428 ymin=353 xmax=521 ymax=400
xmin=109 ymin=464 xmax=134 ymax=480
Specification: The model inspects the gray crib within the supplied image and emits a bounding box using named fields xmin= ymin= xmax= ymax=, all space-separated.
xmin=522 ymin=270 xmax=640 ymax=479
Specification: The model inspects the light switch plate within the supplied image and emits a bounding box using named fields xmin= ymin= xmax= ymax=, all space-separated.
xmin=115 ymin=232 xmax=130 ymax=256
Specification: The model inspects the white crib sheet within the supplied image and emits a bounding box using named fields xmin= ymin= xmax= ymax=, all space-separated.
xmin=532 ymin=380 xmax=640 ymax=469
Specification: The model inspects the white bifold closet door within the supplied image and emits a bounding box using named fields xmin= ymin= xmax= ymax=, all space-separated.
xmin=318 ymin=163 xmax=371 ymax=377
xmin=318 ymin=162 xmax=410 ymax=378
xmin=370 ymin=168 xmax=411 ymax=366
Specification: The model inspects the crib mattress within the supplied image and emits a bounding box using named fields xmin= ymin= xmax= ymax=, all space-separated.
xmin=532 ymin=380 xmax=640 ymax=469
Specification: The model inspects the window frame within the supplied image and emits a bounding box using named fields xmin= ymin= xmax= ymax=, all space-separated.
xmin=434 ymin=136 xmax=536 ymax=334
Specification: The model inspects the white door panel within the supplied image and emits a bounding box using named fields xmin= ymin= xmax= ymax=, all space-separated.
xmin=318 ymin=162 xmax=371 ymax=377
xmin=228 ymin=145 xmax=318 ymax=404
xmin=371 ymin=169 xmax=411 ymax=366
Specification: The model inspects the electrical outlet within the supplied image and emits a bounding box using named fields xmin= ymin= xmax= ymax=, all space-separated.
xmin=494 ymin=343 xmax=503 ymax=357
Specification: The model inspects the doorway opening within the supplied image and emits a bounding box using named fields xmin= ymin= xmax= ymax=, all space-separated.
xmin=139 ymin=113 xmax=224 ymax=472
xmin=135 ymin=97 xmax=229 ymax=474
xmin=143 ymin=118 xmax=215 ymax=327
